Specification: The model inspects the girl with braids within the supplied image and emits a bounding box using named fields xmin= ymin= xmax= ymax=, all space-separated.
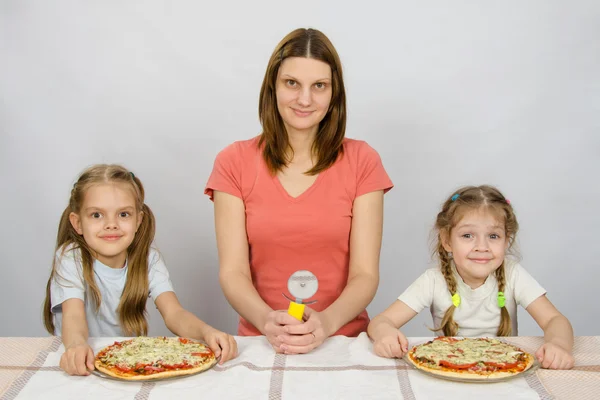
xmin=368 ymin=185 xmax=574 ymax=370
xmin=43 ymin=164 xmax=237 ymax=376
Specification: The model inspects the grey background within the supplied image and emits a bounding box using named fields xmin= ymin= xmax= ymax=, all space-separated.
xmin=1 ymin=0 xmax=599 ymax=337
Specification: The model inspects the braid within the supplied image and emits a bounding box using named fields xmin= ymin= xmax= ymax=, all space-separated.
xmin=432 ymin=185 xmax=520 ymax=338
xmin=433 ymin=241 xmax=459 ymax=336
xmin=495 ymin=263 xmax=512 ymax=336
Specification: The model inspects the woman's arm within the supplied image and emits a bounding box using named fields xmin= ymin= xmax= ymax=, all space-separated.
xmin=322 ymin=190 xmax=385 ymax=332
xmin=213 ymin=191 xmax=271 ymax=328
xmin=526 ymin=295 xmax=575 ymax=369
xmin=155 ymin=291 xmax=237 ymax=363
xmin=59 ymin=298 xmax=95 ymax=375
xmin=213 ymin=191 xmax=300 ymax=349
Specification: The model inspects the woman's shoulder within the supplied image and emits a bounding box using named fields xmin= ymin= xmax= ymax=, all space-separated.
xmin=340 ymin=138 xmax=385 ymax=166
xmin=342 ymin=138 xmax=379 ymax=156
xmin=216 ymin=136 xmax=261 ymax=161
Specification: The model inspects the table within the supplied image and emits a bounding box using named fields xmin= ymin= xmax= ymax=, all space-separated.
xmin=1 ymin=334 xmax=598 ymax=399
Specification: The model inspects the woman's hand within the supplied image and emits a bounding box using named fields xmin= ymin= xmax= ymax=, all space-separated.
xmin=277 ymin=307 xmax=333 ymax=354
xmin=263 ymin=310 xmax=303 ymax=352
xmin=59 ymin=343 xmax=95 ymax=376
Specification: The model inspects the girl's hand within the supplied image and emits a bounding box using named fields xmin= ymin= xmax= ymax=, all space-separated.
xmin=373 ymin=330 xmax=409 ymax=359
xmin=203 ymin=327 xmax=238 ymax=364
xmin=263 ymin=310 xmax=303 ymax=352
xmin=535 ymin=342 xmax=575 ymax=370
xmin=278 ymin=307 xmax=332 ymax=354
xmin=59 ymin=343 xmax=95 ymax=376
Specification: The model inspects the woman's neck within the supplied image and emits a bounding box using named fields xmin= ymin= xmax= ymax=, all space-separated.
xmin=286 ymin=128 xmax=317 ymax=163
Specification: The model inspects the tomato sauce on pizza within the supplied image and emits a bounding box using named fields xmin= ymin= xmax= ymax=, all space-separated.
xmin=406 ymin=337 xmax=535 ymax=380
xmin=94 ymin=337 xmax=216 ymax=381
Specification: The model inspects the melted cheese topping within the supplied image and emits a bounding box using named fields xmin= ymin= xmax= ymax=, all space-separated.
xmin=98 ymin=337 xmax=212 ymax=367
xmin=413 ymin=338 xmax=525 ymax=367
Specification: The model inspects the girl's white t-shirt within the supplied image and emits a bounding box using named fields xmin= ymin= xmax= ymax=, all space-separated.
xmin=50 ymin=245 xmax=174 ymax=337
xmin=397 ymin=260 xmax=546 ymax=337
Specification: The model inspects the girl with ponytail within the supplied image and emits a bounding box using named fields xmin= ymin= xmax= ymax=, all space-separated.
xmin=368 ymin=185 xmax=574 ymax=370
xmin=43 ymin=164 xmax=237 ymax=376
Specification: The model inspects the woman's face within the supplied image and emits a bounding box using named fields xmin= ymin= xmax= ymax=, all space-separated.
xmin=275 ymin=57 xmax=333 ymax=137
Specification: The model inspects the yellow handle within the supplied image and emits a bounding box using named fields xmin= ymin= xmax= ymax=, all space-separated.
xmin=287 ymin=301 xmax=305 ymax=321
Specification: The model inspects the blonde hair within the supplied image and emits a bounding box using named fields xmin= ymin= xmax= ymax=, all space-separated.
xmin=433 ymin=185 xmax=518 ymax=336
xmin=43 ymin=164 xmax=155 ymax=336
xmin=258 ymin=27 xmax=346 ymax=175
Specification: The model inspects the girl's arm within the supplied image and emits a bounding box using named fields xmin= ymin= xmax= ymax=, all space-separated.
xmin=367 ymin=300 xmax=417 ymax=342
xmin=213 ymin=191 xmax=302 ymax=351
xmin=526 ymin=295 xmax=575 ymax=369
xmin=367 ymin=300 xmax=417 ymax=358
xmin=59 ymin=298 xmax=95 ymax=375
xmin=155 ymin=291 xmax=237 ymax=363
xmin=282 ymin=191 xmax=387 ymax=353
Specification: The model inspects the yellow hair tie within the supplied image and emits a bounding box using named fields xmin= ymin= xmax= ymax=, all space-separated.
xmin=452 ymin=293 xmax=461 ymax=307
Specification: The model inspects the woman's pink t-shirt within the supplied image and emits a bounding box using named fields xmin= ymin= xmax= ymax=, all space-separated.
xmin=205 ymin=136 xmax=393 ymax=336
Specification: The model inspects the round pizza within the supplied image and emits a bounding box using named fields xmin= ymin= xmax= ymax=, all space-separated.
xmin=406 ymin=337 xmax=536 ymax=380
xmin=94 ymin=336 xmax=217 ymax=381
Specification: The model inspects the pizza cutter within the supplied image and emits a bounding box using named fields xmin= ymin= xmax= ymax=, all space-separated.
xmin=283 ymin=270 xmax=318 ymax=321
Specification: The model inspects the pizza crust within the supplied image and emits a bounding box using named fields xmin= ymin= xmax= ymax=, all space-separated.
xmin=406 ymin=354 xmax=535 ymax=380
xmin=94 ymin=358 xmax=216 ymax=381
xmin=93 ymin=337 xmax=217 ymax=381
xmin=405 ymin=338 xmax=536 ymax=381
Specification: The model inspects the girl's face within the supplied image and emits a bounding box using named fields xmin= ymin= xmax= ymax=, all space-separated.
xmin=69 ymin=183 xmax=142 ymax=269
xmin=442 ymin=208 xmax=509 ymax=289
xmin=275 ymin=56 xmax=333 ymax=138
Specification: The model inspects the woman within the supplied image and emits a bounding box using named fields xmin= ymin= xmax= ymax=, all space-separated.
xmin=205 ymin=28 xmax=393 ymax=354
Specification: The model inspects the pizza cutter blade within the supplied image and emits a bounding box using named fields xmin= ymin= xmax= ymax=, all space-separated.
xmin=285 ymin=270 xmax=318 ymax=320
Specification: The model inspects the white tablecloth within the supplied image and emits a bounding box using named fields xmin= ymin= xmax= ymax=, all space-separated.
xmin=1 ymin=334 xmax=599 ymax=399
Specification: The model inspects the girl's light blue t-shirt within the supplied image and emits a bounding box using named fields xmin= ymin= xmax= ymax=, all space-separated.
xmin=50 ymin=245 xmax=174 ymax=337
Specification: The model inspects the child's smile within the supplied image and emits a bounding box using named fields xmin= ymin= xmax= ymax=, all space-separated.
xmin=69 ymin=183 xmax=142 ymax=269
xmin=443 ymin=208 xmax=508 ymax=289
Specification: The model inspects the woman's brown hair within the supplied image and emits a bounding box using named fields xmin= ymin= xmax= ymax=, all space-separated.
xmin=433 ymin=185 xmax=518 ymax=336
xmin=258 ymin=28 xmax=346 ymax=175
xmin=43 ymin=164 xmax=155 ymax=336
